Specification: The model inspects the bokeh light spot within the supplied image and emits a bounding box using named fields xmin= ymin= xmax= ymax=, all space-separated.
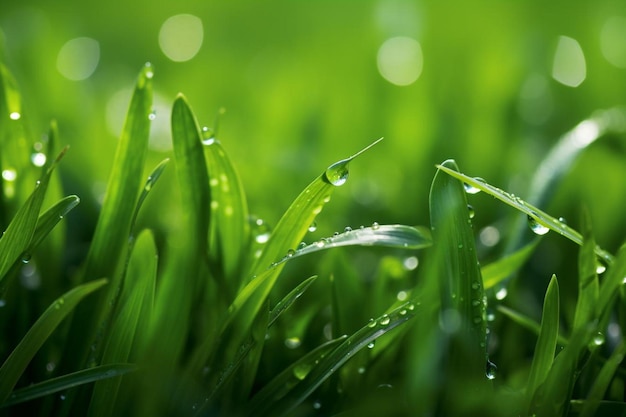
xmin=601 ymin=16 xmax=626 ymax=68
xmin=377 ymin=36 xmax=423 ymax=86
xmin=159 ymin=14 xmax=204 ymax=62
xmin=56 ymin=37 xmax=100 ymax=81
xmin=552 ymin=36 xmax=586 ymax=87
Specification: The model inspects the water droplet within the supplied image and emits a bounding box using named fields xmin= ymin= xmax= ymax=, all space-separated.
xmin=298 ymin=242 xmax=307 ymax=249
xmin=367 ymin=319 xmax=377 ymax=328
xmin=495 ymin=287 xmax=508 ymax=300
xmin=324 ymin=160 xmax=349 ymax=186
xmin=31 ymin=152 xmax=47 ymax=167
xmin=9 ymin=112 xmax=21 ymax=120
xmin=403 ymin=256 xmax=419 ymax=271
xmin=379 ymin=314 xmax=390 ymax=326
xmin=596 ymin=261 xmax=607 ymax=275
xmin=333 ymin=231 xmax=339 ymax=236
xmin=592 ymin=332 xmax=605 ymax=346
xmin=399 ymin=309 xmax=407 ymax=315
xmin=2 ymin=169 xmax=17 ymax=181
xmin=367 ymin=341 xmax=375 ymax=349
xmin=308 ymin=222 xmax=317 ymax=232
xmin=344 ymin=226 xmax=352 ymax=232
xmin=486 ymin=360 xmax=497 ymax=380
xmin=528 ymin=215 xmax=549 ymax=235
xmin=21 ymin=254 xmax=31 ymax=264
xmin=463 ymin=178 xmax=484 ymax=194
xmin=144 ymin=62 xmax=154 ymax=79
xmin=357 ymin=366 xmax=366 ymax=374
xmin=293 ymin=363 xmax=310 ymax=380
xmin=471 ymin=281 xmax=481 ymax=290
xmin=371 ymin=221 xmax=380 ymax=230
xmin=312 ymin=400 xmax=322 ymax=410
xmin=406 ymin=302 xmax=415 ymax=311
xmin=315 ymin=240 xmax=325 ymax=248
xmin=59 ymin=394 xmax=66 ymax=400
xmin=285 ymin=337 xmax=301 ymax=349
xmin=558 ymin=217 xmax=568 ymax=224
xmin=286 ymin=249 xmax=295 ymax=257
xmin=468 ymin=204 xmax=475 ymax=219
xmin=396 ymin=290 xmax=408 ymax=301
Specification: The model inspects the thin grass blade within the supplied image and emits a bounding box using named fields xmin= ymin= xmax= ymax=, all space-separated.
xmin=0 ymin=279 xmax=107 ymax=402
xmin=525 ymin=274 xmax=560 ymax=414
xmin=29 ymin=195 xmax=80 ymax=250
xmin=482 ymin=239 xmax=539 ymax=289
xmin=573 ymin=210 xmax=599 ymax=333
xmin=1 ymin=364 xmax=136 ymax=408
xmin=597 ymin=244 xmax=626 ymax=323
xmin=268 ymin=275 xmax=317 ymax=327
xmin=129 ymin=158 xmax=169 ymax=238
xmin=497 ymin=305 xmax=568 ymax=346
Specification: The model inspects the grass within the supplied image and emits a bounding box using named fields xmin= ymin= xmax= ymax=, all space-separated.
xmin=1 ymin=59 xmax=626 ymax=417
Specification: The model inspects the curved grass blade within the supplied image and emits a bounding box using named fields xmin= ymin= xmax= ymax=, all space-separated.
xmin=88 ymin=230 xmax=157 ymax=417
xmin=429 ymin=160 xmax=489 ymax=391
xmin=497 ymin=305 xmax=568 ymax=346
xmin=482 ymin=239 xmax=539 ymax=289
xmin=579 ymin=340 xmax=626 ymax=417
xmin=436 ymin=164 xmax=615 ymax=266
xmin=61 ymin=64 xmax=153 ymax=372
xmin=202 ymin=133 xmax=250 ymax=289
xmin=0 ymin=147 xmax=67 ymax=290
xmin=1 ymin=364 xmax=136 ymax=408
xmin=129 ymin=158 xmax=169 ymax=238
xmin=30 ymin=195 xmax=80 ymax=250
xmin=573 ymin=210 xmax=599 ymax=333
xmin=525 ymin=275 xmax=560 ymax=414
xmin=245 ymin=336 xmax=347 ymax=416
xmin=269 ymin=275 xmax=318 ymax=327
xmin=0 ymin=279 xmax=107 ymax=402
xmin=259 ymin=300 xmax=417 ymax=417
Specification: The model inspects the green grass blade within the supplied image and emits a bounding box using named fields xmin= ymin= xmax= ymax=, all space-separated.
xmin=579 ymin=340 xmax=626 ymax=417
xmin=202 ymin=133 xmax=250 ymax=289
xmin=88 ymin=230 xmax=157 ymax=417
xmin=436 ymin=164 xmax=615 ymax=265
xmin=61 ymin=64 xmax=153 ymax=371
xmin=0 ymin=147 xmax=67 ymax=290
xmin=1 ymin=364 xmax=136 ymax=408
xmin=525 ymin=274 xmax=560 ymax=413
xmin=259 ymin=300 xmax=416 ymax=417
xmin=573 ymin=210 xmax=599 ymax=333
xmin=497 ymin=305 xmax=568 ymax=346
xmin=429 ymin=160 xmax=489 ymax=390
xmin=0 ymin=279 xmax=108 ymax=402
xmin=129 ymin=158 xmax=169 ymax=238
xmin=29 ymin=195 xmax=80 ymax=250
xmin=245 ymin=336 xmax=347 ymax=416
xmin=482 ymin=239 xmax=539 ymax=289
xmin=597 ymin=244 xmax=626 ymax=322
xmin=268 ymin=275 xmax=318 ymax=327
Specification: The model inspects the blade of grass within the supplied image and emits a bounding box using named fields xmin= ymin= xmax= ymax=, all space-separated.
xmin=268 ymin=275 xmax=318 ymax=328
xmin=597 ymin=244 xmax=626 ymax=325
xmin=482 ymin=239 xmax=539 ymax=289
xmin=497 ymin=305 xmax=569 ymax=346
xmin=129 ymin=158 xmax=169 ymax=239
xmin=436 ymin=164 xmax=615 ymax=266
xmin=88 ymin=230 xmax=157 ymax=417
xmin=0 ymin=364 xmax=136 ymax=408
xmin=573 ymin=210 xmax=599 ymax=333
xmin=0 ymin=279 xmax=108 ymax=402
xmin=525 ymin=274 xmax=560 ymax=414
xmin=429 ymin=160 xmax=489 ymax=396
xmin=259 ymin=300 xmax=417 ymax=417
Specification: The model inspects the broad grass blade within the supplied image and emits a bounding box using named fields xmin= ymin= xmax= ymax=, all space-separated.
xmin=0 ymin=279 xmax=107 ymax=402
xmin=88 ymin=230 xmax=157 ymax=417
xmin=429 ymin=160 xmax=489 ymax=395
xmin=525 ymin=274 xmax=559 ymax=414
xmin=573 ymin=210 xmax=599 ymax=333
xmin=29 ymin=195 xmax=80 ymax=250
xmin=1 ymin=364 xmax=136 ymax=408
xmin=481 ymin=239 xmax=539 ymax=289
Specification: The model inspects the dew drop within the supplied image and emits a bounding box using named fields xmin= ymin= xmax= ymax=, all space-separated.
xmin=471 ymin=281 xmax=481 ymax=290
xmin=367 ymin=341 xmax=375 ymax=349
xmin=495 ymin=287 xmax=508 ymax=300
xmin=344 ymin=226 xmax=352 ymax=232
xmin=468 ymin=204 xmax=475 ymax=219
xmin=528 ymin=215 xmax=549 ymax=235
xmin=312 ymin=400 xmax=322 ymax=410
xmin=596 ymin=261 xmax=607 ymax=275
xmin=406 ymin=302 xmax=415 ymax=311
xmin=396 ymin=290 xmax=408 ymax=301
xmin=463 ymin=179 xmax=484 ymax=194
xmin=371 ymin=221 xmax=380 ymax=230
xmin=367 ymin=319 xmax=377 ymax=328
xmin=592 ymin=332 xmax=605 ymax=346
xmin=308 ymin=222 xmax=317 ymax=232
xmin=286 ymin=249 xmax=295 ymax=258
xmin=284 ymin=337 xmax=301 ymax=349
xmin=9 ymin=112 xmax=21 ymax=120
xmin=2 ymin=169 xmax=17 ymax=182
xmin=21 ymin=254 xmax=31 ymax=264
xmin=379 ymin=314 xmax=391 ymax=326
xmin=486 ymin=360 xmax=497 ymax=380
xmin=298 ymin=242 xmax=307 ymax=249
xmin=357 ymin=366 xmax=366 ymax=374
xmin=293 ymin=363 xmax=310 ymax=380
xmin=148 ymin=109 xmax=156 ymax=120
xmin=31 ymin=152 xmax=47 ymax=167
xmin=324 ymin=160 xmax=349 ymax=186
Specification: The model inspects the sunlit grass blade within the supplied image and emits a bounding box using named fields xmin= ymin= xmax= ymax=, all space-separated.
xmin=202 ymin=131 xmax=250 ymax=289
xmin=129 ymin=158 xmax=169 ymax=238
xmin=0 ymin=364 xmax=136 ymax=408
xmin=61 ymin=64 xmax=153 ymax=372
xmin=88 ymin=230 xmax=157 ymax=417
xmin=0 ymin=279 xmax=107 ymax=403
xmin=579 ymin=340 xmax=626 ymax=417
xmin=573 ymin=210 xmax=599 ymax=333
xmin=29 ymin=195 xmax=80 ymax=250
xmin=525 ymin=274 xmax=560 ymax=414
xmin=482 ymin=239 xmax=539 ymax=289
xmin=268 ymin=275 xmax=317 ymax=327
xmin=0 ymin=147 xmax=67 ymax=290
xmin=429 ymin=160 xmax=489 ymax=395
xmin=436 ymin=164 xmax=615 ymax=265
xmin=245 ymin=336 xmax=347 ymax=416
xmin=258 ymin=300 xmax=416 ymax=417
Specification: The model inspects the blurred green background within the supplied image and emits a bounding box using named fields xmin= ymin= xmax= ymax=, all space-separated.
xmin=1 ymin=0 xmax=626 ymax=285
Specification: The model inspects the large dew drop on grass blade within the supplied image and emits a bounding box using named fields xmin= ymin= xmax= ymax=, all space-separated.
xmin=323 ymin=138 xmax=384 ymax=187
xmin=528 ymin=215 xmax=550 ymax=235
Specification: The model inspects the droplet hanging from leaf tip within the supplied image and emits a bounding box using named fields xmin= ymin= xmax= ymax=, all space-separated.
xmin=324 ymin=159 xmax=350 ymax=186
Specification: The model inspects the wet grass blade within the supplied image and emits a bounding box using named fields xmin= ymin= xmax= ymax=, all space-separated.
xmin=268 ymin=275 xmax=318 ymax=327
xmin=597 ymin=244 xmax=626 ymax=323
xmin=1 ymin=364 xmax=136 ymax=408
xmin=481 ymin=239 xmax=539 ymax=289
xmin=259 ymin=300 xmax=417 ymax=417
xmin=573 ymin=210 xmax=599 ymax=333
xmin=29 ymin=195 xmax=80 ymax=250
xmin=129 ymin=158 xmax=169 ymax=238
xmin=429 ymin=160 xmax=489 ymax=394
xmin=88 ymin=230 xmax=157 ymax=417
xmin=525 ymin=274 xmax=560 ymax=414
xmin=436 ymin=164 xmax=615 ymax=265
xmin=0 ymin=279 xmax=108 ymax=403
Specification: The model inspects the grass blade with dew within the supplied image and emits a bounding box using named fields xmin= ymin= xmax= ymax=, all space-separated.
xmin=245 ymin=336 xmax=347 ymax=416
xmin=87 ymin=230 xmax=157 ymax=417
xmin=1 ymin=364 xmax=136 ymax=408
xmin=258 ymin=300 xmax=417 ymax=417
xmin=573 ymin=210 xmax=599 ymax=333
xmin=0 ymin=146 xmax=67 ymax=293
xmin=0 ymin=279 xmax=107 ymax=403
xmin=187 ymin=139 xmax=383 ymax=377
xmin=525 ymin=274 xmax=560 ymax=415
xmin=29 ymin=195 xmax=80 ymax=250
xmin=481 ymin=239 xmax=539 ymax=290
xmin=436 ymin=164 xmax=615 ymax=266
xmin=129 ymin=158 xmax=169 ymax=239
xmin=268 ymin=275 xmax=318 ymax=328
xmin=60 ymin=64 xmax=153 ymax=374
xmin=429 ymin=160 xmax=491 ymax=404
xmin=202 ymin=127 xmax=251 ymax=292
xmin=579 ymin=340 xmax=626 ymax=417
xmin=597 ymin=244 xmax=626 ymax=325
